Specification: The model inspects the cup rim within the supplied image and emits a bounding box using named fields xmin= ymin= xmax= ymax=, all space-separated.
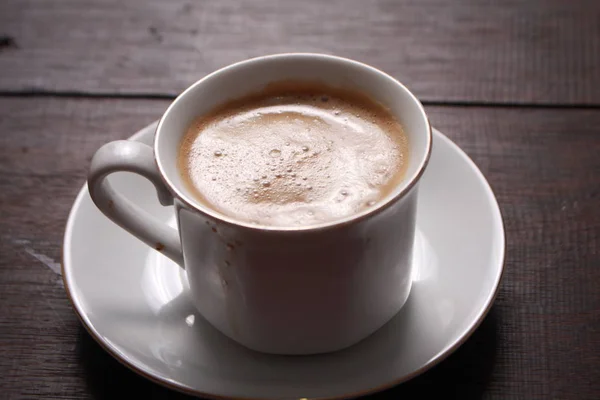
xmin=155 ymin=53 xmax=432 ymax=233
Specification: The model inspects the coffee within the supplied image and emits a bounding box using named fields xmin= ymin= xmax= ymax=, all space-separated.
xmin=178 ymin=82 xmax=409 ymax=227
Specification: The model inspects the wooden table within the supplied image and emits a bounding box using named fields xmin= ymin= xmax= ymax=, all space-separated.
xmin=1 ymin=1 xmax=598 ymax=398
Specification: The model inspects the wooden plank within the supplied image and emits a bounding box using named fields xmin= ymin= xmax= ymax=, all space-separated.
xmin=0 ymin=98 xmax=170 ymax=400
xmin=0 ymin=0 xmax=599 ymax=104
xmin=0 ymin=97 xmax=599 ymax=399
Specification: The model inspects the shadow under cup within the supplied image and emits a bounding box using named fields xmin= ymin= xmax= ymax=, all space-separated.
xmin=154 ymin=54 xmax=432 ymax=355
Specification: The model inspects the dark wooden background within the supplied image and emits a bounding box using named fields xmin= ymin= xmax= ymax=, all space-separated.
xmin=1 ymin=1 xmax=599 ymax=399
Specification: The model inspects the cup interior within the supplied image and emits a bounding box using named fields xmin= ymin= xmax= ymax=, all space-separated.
xmin=155 ymin=53 xmax=431 ymax=229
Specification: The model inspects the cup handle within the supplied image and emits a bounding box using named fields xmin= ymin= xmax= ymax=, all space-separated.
xmin=88 ymin=140 xmax=184 ymax=268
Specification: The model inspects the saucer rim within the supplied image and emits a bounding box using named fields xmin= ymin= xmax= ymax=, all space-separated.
xmin=62 ymin=124 xmax=505 ymax=400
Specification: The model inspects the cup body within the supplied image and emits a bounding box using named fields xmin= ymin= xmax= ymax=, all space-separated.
xmin=154 ymin=54 xmax=432 ymax=354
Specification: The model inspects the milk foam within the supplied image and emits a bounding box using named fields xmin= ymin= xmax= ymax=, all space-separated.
xmin=179 ymin=83 xmax=408 ymax=227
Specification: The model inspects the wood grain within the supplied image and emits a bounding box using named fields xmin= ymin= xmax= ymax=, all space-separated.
xmin=0 ymin=0 xmax=599 ymax=105
xmin=0 ymin=97 xmax=598 ymax=399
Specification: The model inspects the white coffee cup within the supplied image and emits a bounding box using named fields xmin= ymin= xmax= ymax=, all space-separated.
xmin=88 ymin=53 xmax=432 ymax=355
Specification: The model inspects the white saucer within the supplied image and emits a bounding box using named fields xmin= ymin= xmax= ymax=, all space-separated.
xmin=63 ymin=122 xmax=504 ymax=399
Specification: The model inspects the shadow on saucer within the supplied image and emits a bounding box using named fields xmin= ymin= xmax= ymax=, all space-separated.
xmin=77 ymin=306 xmax=498 ymax=400
xmin=365 ymin=307 xmax=499 ymax=399
xmin=77 ymin=325 xmax=195 ymax=400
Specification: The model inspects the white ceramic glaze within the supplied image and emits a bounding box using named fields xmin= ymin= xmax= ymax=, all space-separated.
xmin=87 ymin=54 xmax=432 ymax=355
xmin=64 ymin=123 xmax=504 ymax=399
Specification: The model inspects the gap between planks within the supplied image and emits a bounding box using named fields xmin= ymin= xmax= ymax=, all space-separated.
xmin=1 ymin=90 xmax=600 ymax=110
